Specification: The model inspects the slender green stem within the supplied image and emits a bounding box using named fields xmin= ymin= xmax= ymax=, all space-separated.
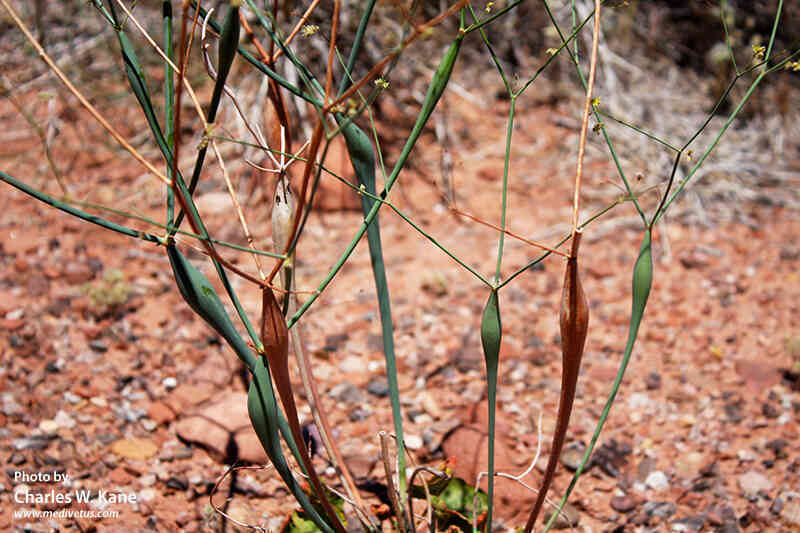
xmin=655 ymin=71 xmax=766 ymax=224
xmin=1 ymin=171 xmax=162 ymax=246
xmin=287 ymin=34 xmax=465 ymax=329
xmin=467 ymin=4 xmax=511 ymax=93
xmin=328 ymin=171 xmax=493 ymax=287
xmin=517 ymin=10 xmax=594 ymax=95
xmin=763 ymin=0 xmax=783 ymax=73
xmin=597 ymin=111 xmax=680 ymax=152
xmin=69 ymin=199 xmax=285 ymax=257
xmin=720 ymin=0 xmax=740 ymax=75
xmin=337 ymin=0 xmax=377 ymax=97
xmin=191 ymin=2 xmax=322 ymax=107
xmin=494 ymin=97 xmax=516 ymax=283
xmin=499 ymin=198 xmax=623 ymax=289
xmin=541 ymin=0 xmax=647 ymax=226
xmin=163 ymin=0 xmax=175 ymax=225
xmin=463 ymin=0 xmax=524 ymax=34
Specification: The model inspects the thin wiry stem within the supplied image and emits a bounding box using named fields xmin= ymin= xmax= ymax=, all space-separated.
xmin=0 ymin=74 xmax=67 ymax=194
xmin=571 ymin=0 xmax=601 ymax=236
xmin=324 ymin=0 xmax=470 ymax=113
xmin=113 ymin=0 xmax=207 ymax=124
xmin=0 ymin=0 xmax=169 ymax=185
xmin=269 ymin=0 xmax=322 ymax=63
xmin=450 ymin=207 xmax=569 ymax=258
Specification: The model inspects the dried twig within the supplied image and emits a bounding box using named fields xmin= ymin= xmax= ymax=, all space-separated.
xmin=0 ymin=0 xmax=169 ymax=185
xmin=571 ymin=0 xmax=602 ymax=236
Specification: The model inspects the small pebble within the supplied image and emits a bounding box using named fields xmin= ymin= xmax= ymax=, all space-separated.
xmin=328 ymin=382 xmax=364 ymax=404
xmin=737 ymin=449 xmax=756 ymax=462
xmin=546 ymin=502 xmax=580 ymax=529
xmin=165 ymin=476 xmax=188 ymax=491
xmin=643 ymin=501 xmax=676 ymax=519
xmin=670 ymin=515 xmax=705 ymax=531
xmin=738 ymin=470 xmax=773 ymax=501
xmin=366 ymin=376 xmax=390 ymax=397
xmin=54 ymin=410 xmax=76 ymax=429
xmin=39 ymin=419 xmax=59 ymax=433
xmin=560 ymin=443 xmax=586 ymax=471
xmin=138 ymin=488 xmax=157 ymax=502
xmin=646 ymin=470 xmax=669 ymax=491
xmin=63 ymin=391 xmax=81 ymax=404
xmin=404 ymin=434 xmax=423 ymax=450
xmin=13 ymin=436 xmax=51 ymax=451
xmin=349 ymin=407 xmax=370 ymax=422
xmin=89 ymin=340 xmax=107 ymax=353
xmin=610 ymin=495 xmax=637 ymax=513
xmin=162 ymin=377 xmax=177 ymax=390
xmin=90 ymin=396 xmax=108 ymax=408
xmin=8 ymin=452 xmax=26 ymax=466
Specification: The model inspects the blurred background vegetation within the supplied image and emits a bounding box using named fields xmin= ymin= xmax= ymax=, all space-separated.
xmin=1 ymin=1 xmax=798 ymax=224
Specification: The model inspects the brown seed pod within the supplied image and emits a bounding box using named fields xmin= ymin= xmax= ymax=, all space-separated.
xmin=525 ymin=230 xmax=589 ymax=533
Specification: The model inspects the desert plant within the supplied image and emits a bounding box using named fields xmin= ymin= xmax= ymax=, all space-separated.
xmin=1 ymin=0 xmax=797 ymax=531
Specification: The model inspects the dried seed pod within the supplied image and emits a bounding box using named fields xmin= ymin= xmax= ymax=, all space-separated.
xmin=271 ymin=176 xmax=296 ymax=258
xmin=261 ymin=285 xmax=289 ymax=367
xmin=525 ymin=231 xmax=589 ymax=533
xmin=260 ymin=287 xmax=346 ymax=533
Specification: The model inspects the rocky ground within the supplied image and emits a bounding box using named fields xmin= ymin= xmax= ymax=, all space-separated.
xmin=1 ymin=63 xmax=800 ymax=533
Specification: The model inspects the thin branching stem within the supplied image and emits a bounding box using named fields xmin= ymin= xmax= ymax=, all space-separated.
xmin=0 ymin=0 xmax=169 ymax=185
xmin=571 ymin=0 xmax=601 ymax=236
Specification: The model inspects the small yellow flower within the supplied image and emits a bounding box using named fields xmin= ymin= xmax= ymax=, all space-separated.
xmin=301 ymin=24 xmax=319 ymax=37
xmin=686 ymin=149 xmax=694 ymax=161
xmin=752 ymin=44 xmax=765 ymax=60
xmin=592 ymin=122 xmax=604 ymax=134
xmin=374 ymin=78 xmax=389 ymax=89
xmin=485 ymin=2 xmax=494 ymax=13
xmin=546 ymin=47 xmax=559 ymax=56
xmin=591 ymin=97 xmax=600 ymax=108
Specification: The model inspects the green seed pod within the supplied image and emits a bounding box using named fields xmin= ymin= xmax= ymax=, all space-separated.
xmin=208 ymin=1 xmax=240 ymax=123
xmin=481 ymin=289 xmax=502 ymax=368
xmin=632 ymin=230 xmax=653 ymax=317
xmin=167 ymin=243 xmax=255 ymax=370
xmin=480 ymin=288 xmax=501 ymax=530
xmin=340 ymin=122 xmax=375 ymax=195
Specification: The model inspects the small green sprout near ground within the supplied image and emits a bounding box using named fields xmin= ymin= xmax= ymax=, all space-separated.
xmin=80 ymin=269 xmax=131 ymax=317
